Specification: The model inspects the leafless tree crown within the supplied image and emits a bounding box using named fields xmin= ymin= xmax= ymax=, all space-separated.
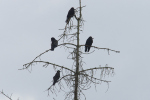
xmin=20 ymin=0 xmax=120 ymax=100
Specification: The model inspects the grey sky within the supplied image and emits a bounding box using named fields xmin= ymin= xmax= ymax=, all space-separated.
xmin=0 ymin=0 xmax=150 ymax=100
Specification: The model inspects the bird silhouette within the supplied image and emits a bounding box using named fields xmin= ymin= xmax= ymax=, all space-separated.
xmin=53 ymin=70 xmax=60 ymax=85
xmin=66 ymin=7 xmax=75 ymax=24
xmin=51 ymin=37 xmax=58 ymax=51
xmin=85 ymin=36 xmax=93 ymax=52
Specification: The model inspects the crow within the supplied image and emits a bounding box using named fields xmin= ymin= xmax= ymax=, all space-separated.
xmin=53 ymin=70 xmax=60 ymax=85
xmin=51 ymin=37 xmax=58 ymax=51
xmin=85 ymin=36 xmax=93 ymax=52
xmin=66 ymin=7 xmax=75 ymax=24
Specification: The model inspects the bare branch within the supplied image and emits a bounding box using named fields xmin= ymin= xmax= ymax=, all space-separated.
xmin=0 ymin=90 xmax=13 ymax=100
xmin=19 ymin=43 xmax=77 ymax=70
xmin=80 ymin=45 xmax=120 ymax=53
xmin=58 ymin=43 xmax=77 ymax=47
xmin=21 ymin=61 xmax=75 ymax=73
xmin=79 ymin=66 xmax=114 ymax=73
xmin=20 ymin=49 xmax=51 ymax=69
xmin=81 ymin=50 xmax=95 ymax=54
xmin=74 ymin=14 xmax=78 ymax=20
xmin=80 ymin=73 xmax=111 ymax=83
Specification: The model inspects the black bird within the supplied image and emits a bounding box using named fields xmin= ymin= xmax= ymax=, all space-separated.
xmin=53 ymin=70 xmax=60 ymax=85
xmin=85 ymin=36 xmax=93 ymax=52
xmin=66 ymin=7 xmax=75 ymax=24
xmin=51 ymin=37 xmax=58 ymax=51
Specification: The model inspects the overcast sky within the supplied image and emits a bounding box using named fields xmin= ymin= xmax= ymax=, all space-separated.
xmin=0 ymin=0 xmax=150 ymax=100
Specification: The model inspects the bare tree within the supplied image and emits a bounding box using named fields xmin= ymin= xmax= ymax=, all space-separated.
xmin=20 ymin=0 xmax=120 ymax=100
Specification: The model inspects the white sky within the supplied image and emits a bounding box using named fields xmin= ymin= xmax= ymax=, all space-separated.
xmin=0 ymin=0 xmax=150 ymax=100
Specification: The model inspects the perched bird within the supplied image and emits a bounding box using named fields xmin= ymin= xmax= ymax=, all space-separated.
xmin=53 ymin=70 xmax=60 ymax=85
xmin=85 ymin=36 xmax=93 ymax=52
xmin=66 ymin=7 xmax=75 ymax=24
xmin=51 ymin=37 xmax=58 ymax=51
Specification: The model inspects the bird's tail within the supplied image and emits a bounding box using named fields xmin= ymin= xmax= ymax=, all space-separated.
xmin=65 ymin=19 xmax=69 ymax=24
xmin=65 ymin=17 xmax=71 ymax=24
xmin=85 ymin=46 xmax=87 ymax=52
xmin=51 ymin=46 xmax=54 ymax=51
xmin=88 ymin=47 xmax=91 ymax=52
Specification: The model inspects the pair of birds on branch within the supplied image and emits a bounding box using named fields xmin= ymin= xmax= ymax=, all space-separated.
xmin=66 ymin=7 xmax=94 ymax=52
xmin=50 ymin=7 xmax=75 ymax=51
xmin=51 ymin=36 xmax=93 ymax=52
xmin=66 ymin=7 xmax=93 ymax=52
xmin=51 ymin=7 xmax=93 ymax=86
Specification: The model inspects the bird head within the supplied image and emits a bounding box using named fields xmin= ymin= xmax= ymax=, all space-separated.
xmin=89 ymin=36 xmax=94 ymax=40
xmin=51 ymin=37 xmax=55 ymax=41
xmin=71 ymin=7 xmax=74 ymax=10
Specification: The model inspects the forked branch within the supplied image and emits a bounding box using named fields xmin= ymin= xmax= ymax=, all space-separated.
xmin=80 ymin=73 xmax=111 ymax=83
xmin=20 ymin=43 xmax=77 ymax=70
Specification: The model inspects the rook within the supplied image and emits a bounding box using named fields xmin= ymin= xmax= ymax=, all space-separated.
xmin=85 ymin=36 xmax=93 ymax=52
xmin=53 ymin=70 xmax=60 ymax=85
xmin=51 ymin=37 xmax=58 ymax=51
xmin=66 ymin=7 xmax=75 ymax=24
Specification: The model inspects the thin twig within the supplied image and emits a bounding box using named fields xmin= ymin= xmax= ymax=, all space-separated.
xmin=0 ymin=90 xmax=13 ymax=100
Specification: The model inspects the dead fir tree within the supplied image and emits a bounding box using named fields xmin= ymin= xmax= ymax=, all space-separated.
xmin=19 ymin=0 xmax=120 ymax=100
